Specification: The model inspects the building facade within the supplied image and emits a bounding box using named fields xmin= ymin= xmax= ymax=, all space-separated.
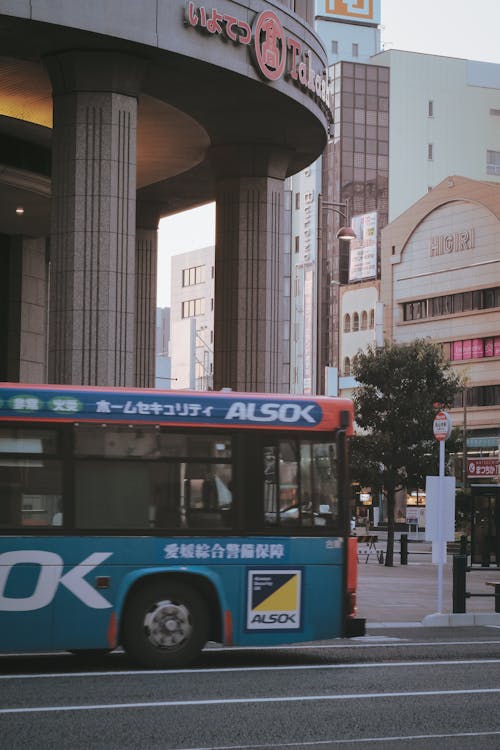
xmin=381 ymin=175 xmax=500 ymax=447
xmin=0 ymin=1 xmax=330 ymax=392
xmin=290 ymin=0 xmax=382 ymax=395
xmin=328 ymin=50 xmax=500 ymax=398
xmin=170 ymin=247 xmax=215 ymax=391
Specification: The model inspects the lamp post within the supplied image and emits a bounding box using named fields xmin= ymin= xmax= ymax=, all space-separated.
xmin=317 ymin=197 xmax=356 ymax=394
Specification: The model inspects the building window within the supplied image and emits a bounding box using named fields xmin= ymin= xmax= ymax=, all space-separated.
xmin=369 ymin=309 xmax=375 ymax=329
xmin=182 ymin=298 xmax=205 ymax=318
xmin=403 ymin=286 xmax=500 ymax=322
xmin=352 ymin=43 xmax=359 ymax=58
xmin=343 ymin=357 xmax=351 ymax=376
xmin=344 ymin=313 xmax=351 ymax=332
xmin=332 ymin=40 xmax=338 ymax=54
xmin=427 ymin=143 xmax=434 ymax=161
xmin=487 ymin=149 xmax=500 ymax=175
xmin=352 ymin=312 xmax=359 ymax=332
xmin=294 ymin=236 xmax=300 ymax=253
xmin=428 ymin=100 xmax=434 ymax=117
xmin=182 ymin=265 xmax=205 ymax=287
xmin=361 ymin=311 xmax=368 ymax=330
xmin=295 ymin=192 xmax=300 ymax=209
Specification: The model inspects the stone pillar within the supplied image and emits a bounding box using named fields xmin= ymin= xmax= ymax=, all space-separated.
xmin=0 ymin=236 xmax=48 ymax=383
xmin=135 ymin=202 xmax=161 ymax=387
xmin=211 ymin=145 xmax=291 ymax=393
xmin=45 ymin=51 xmax=146 ymax=385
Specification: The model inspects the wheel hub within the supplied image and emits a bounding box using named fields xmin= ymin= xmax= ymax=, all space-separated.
xmin=144 ymin=599 xmax=192 ymax=649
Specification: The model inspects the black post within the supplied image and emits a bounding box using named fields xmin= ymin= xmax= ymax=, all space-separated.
xmin=460 ymin=534 xmax=468 ymax=556
xmin=452 ymin=554 xmax=467 ymax=613
xmin=400 ymin=533 xmax=408 ymax=565
xmin=494 ymin=584 xmax=500 ymax=614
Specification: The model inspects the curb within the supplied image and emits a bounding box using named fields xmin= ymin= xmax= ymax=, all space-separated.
xmin=422 ymin=612 xmax=500 ymax=627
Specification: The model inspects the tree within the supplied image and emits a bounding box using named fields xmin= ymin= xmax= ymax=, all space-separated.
xmin=350 ymin=339 xmax=462 ymax=566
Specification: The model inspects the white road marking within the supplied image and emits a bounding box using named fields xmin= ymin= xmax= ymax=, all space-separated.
xmin=181 ymin=730 xmax=500 ymax=749
xmin=1 ymin=687 xmax=500 ymax=714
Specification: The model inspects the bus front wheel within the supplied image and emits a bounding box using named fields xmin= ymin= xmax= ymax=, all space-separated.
xmin=122 ymin=579 xmax=210 ymax=668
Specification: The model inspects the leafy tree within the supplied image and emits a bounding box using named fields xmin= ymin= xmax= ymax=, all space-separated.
xmin=350 ymin=339 xmax=462 ymax=566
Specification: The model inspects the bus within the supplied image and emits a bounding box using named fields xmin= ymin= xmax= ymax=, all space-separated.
xmin=0 ymin=383 xmax=364 ymax=667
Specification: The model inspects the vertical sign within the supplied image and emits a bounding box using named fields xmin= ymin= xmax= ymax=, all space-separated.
xmin=349 ymin=212 xmax=378 ymax=282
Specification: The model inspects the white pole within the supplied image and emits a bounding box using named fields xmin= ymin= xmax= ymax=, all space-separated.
xmin=437 ymin=440 xmax=445 ymax=613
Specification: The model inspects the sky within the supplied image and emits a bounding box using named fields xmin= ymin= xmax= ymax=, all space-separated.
xmin=157 ymin=0 xmax=500 ymax=307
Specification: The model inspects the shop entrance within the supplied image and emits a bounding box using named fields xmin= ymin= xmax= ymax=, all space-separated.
xmin=470 ymin=486 xmax=500 ymax=566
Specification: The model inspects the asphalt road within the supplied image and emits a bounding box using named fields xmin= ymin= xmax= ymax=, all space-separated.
xmin=2 ymin=627 xmax=500 ymax=749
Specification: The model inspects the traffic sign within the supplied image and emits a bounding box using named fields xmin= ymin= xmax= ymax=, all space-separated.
xmin=433 ymin=410 xmax=452 ymax=441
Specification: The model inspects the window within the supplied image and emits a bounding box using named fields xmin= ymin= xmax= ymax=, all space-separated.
xmin=487 ymin=150 xmax=500 ymax=175
xmin=428 ymin=143 xmax=434 ymax=160
xmin=0 ymin=428 xmax=62 ymax=528
xmin=369 ymin=309 xmax=374 ymax=329
xmin=263 ymin=440 xmax=338 ymax=528
xmin=361 ymin=311 xmax=368 ymax=330
xmin=352 ymin=312 xmax=359 ymax=331
xmin=352 ymin=43 xmax=359 ymax=58
xmin=74 ymin=426 xmax=233 ymax=530
xmin=295 ymin=235 xmax=300 ymax=254
xmin=343 ymin=357 xmax=351 ymax=376
xmin=182 ymin=265 xmax=205 ymax=287
xmin=295 ymin=192 xmax=300 ymax=209
xmin=182 ymin=298 xmax=205 ymax=318
xmin=344 ymin=313 xmax=351 ymax=332
xmin=331 ymin=40 xmax=338 ymax=54
xmin=428 ymin=100 xmax=434 ymax=117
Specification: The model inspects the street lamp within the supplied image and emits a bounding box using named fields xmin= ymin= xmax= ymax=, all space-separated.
xmin=320 ymin=198 xmax=357 ymax=243
xmin=317 ymin=197 xmax=357 ymax=394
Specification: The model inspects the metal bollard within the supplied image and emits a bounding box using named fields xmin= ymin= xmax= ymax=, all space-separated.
xmin=494 ymin=584 xmax=500 ymax=614
xmin=459 ymin=534 xmax=468 ymax=556
xmin=400 ymin=533 xmax=408 ymax=565
xmin=452 ymin=554 xmax=467 ymax=613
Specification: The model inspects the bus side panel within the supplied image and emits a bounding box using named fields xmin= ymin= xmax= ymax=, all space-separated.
xmin=223 ymin=537 xmax=345 ymax=647
xmin=0 ymin=560 xmax=54 ymax=651
xmin=0 ymin=536 xmax=346 ymax=654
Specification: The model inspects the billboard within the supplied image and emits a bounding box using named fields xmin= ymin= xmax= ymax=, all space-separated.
xmin=316 ymin=0 xmax=381 ymax=24
xmin=349 ymin=211 xmax=378 ymax=282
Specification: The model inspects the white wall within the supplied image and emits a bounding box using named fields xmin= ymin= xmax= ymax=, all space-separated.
xmin=372 ymin=50 xmax=500 ymax=221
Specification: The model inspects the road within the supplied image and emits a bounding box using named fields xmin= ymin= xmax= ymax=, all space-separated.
xmin=2 ymin=627 xmax=500 ymax=749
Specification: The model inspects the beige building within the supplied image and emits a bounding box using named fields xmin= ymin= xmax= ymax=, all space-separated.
xmin=381 ymin=175 xmax=500 ymax=456
xmin=170 ymin=247 xmax=214 ymax=391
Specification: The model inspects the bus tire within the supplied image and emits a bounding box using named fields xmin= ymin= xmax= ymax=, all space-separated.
xmin=121 ymin=579 xmax=210 ymax=668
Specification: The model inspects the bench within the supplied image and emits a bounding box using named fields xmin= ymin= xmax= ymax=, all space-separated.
xmin=485 ymin=581 xmax=500 ymax=613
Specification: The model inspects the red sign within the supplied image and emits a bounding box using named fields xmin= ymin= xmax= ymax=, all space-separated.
xmin=467 ymin=458 xmax=499 ymax=478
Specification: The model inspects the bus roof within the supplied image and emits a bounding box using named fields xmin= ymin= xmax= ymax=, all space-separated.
xmin=0 ymin=383 xmax=353 ymax=433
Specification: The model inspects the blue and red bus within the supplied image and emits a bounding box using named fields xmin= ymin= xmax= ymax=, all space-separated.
xmin=0 ymin=383 xmax=364 ymax=667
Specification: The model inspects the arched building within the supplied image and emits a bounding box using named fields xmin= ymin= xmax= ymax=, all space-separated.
xmin=381 ymin=174 xmax=500 ymax=445
xmin=0 ymin=1 xmax=330 ymax=392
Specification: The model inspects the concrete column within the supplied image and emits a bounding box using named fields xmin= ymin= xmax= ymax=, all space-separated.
xmin=0 ymin=236 xmax=48 ymax=383
xmin=45 ymin=51 xmax=146 ymax=385
xmin=135 ymin=202 xmax=161 ymax=387
xmin=211 ymin=145 xmax=291 ymax=393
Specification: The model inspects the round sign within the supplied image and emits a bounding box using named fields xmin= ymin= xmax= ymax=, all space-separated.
xmin=433 ymin=410 xmax=452 ymax=441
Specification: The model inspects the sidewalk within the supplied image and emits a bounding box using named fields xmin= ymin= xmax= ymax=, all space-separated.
xmin=354 ymin=531 xmax=500 ymax=627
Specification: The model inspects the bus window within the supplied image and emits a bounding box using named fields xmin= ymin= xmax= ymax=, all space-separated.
xmin=0 ymin=428 xmax=62 ymax=528
xmin=264 ymin=440 xmax=338 ymax=528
